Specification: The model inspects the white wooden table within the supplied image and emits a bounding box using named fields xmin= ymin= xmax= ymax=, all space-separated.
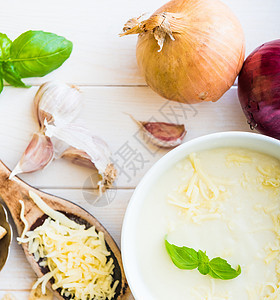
xmin=0 ymin=0 xmax=279 ymax=298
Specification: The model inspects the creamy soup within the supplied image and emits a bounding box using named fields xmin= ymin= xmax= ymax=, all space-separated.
xmin=135 ymin=148 xmax=280 ymax=299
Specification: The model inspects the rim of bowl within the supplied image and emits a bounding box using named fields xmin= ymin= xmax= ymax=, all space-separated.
xmin=121 ymin=131 xmax=280 ymax=300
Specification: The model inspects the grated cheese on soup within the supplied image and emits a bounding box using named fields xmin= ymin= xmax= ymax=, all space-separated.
xmin=134 ymin=147 xmax=280 ymax=299
xmin=167 ymin=152 xmax=231 ymax=223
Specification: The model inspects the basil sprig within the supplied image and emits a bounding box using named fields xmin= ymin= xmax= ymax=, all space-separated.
xmin=0 ymin=30 xmax=72 ymax=93
xmin=165 ymin=238 xmax=241 ymax=280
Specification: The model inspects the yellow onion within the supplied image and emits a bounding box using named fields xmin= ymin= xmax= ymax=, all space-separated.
xmin=121 ymin=0 xmax=245 ymax=104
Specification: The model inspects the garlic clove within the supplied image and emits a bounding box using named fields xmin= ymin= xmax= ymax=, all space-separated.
xmin=129 ymin=115 xmax=186 ymax=148
xmin=9 ymin=132 xmax=54 ymax=179
xmin=62 ymin=147 xmax=96 ymax=169
xmin=34 ymin=81 xmax=83 ymax=129
xmin=44 ymin=120 xmax=116 ymax=191
xmin=142 ymin=121 xmax=186 ymax=147
xmin=61 ymin=137 xmax=111 ymax=168
xmin=62 ymin=148 xmax=117 ymax=192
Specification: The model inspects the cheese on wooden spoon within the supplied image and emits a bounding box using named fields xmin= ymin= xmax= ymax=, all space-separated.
xmin=17 ymin=191 xmax=119 ymax=300
xmin=0 ymin=226 xmax=7 ymax=240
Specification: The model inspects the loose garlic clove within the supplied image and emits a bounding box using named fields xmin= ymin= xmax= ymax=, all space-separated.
xmin=140 ymin=121 xmax=186 ymax=147
xmin=44 ymin=120 xmax=116 ymax=191
xmin=62 ymin=147 xmax=96 ymax=169
xmin=62 ymin=148 xmax=117 ymax=191
xmin=128 ymin=114 xmax=187 ymax=148
xmin=61 ymin=135 xmax=112 ymax=169
xmin=34 ymin=81 xmax=83 ymax=129
xmin=10 ymin=132 xmax=54 ymax=179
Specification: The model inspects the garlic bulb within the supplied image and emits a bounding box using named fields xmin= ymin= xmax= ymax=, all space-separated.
xmin=34 ymin=81 xmax=83 ymax=129
xmin=45 ymin=120 xmax=117 ymax=191
xmin=11 ymin=81 xmax=116 ymax=193
xmin=10 ymin=132 xmax=53 ymax=179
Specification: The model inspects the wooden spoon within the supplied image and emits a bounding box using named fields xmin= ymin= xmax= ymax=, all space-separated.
xmin=0 ymin=160 xmax=131 ymax=299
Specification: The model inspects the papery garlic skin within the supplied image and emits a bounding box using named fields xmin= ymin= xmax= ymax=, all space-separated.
xmin=44 ymin=120 xmax=116 ymax=190
xmin=62 ymin=135 xmax=111 ymax=166
xmin=34 ymin=81 xmax=83 ymax=129
xmin=45 ymin=120 xmax=110 ymax=172
xmin=9 ymin=132 xmax=54 ymax=179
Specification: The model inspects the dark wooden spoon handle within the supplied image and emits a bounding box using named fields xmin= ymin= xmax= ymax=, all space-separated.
xmin=0 ymin=160 xmax=34 ymax=234
xmin=0 ymin=160 xmax=70 ymax=235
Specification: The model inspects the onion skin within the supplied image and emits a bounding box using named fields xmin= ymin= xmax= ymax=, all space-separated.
xmin=122 ymin=0 xmax=245 ymax=104
xmin=238 ymin=40 xmax=280 ymax=140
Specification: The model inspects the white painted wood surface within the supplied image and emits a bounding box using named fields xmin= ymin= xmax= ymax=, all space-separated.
xmin=0 ymin=0 xmax=279 ymax=298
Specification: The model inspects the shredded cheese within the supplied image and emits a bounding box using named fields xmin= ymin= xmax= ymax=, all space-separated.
xmin=167 ymin=149 xmax=280 ymax=298
xmin=167 ymin=152 xmax=228 ymax=223
xmin=226 ymin=153 xmax=252 ymax=165
xmin=247 ymin=282 xmax=280 ymax=299
xmin=17 ymin=192 xmax=119 ymax=300
xmin=250 ymin=191 xmax=280 ymax=298
xmin=0 ymin=225 xmax=7 ymax=240
xmin=257 ymin=165 xmax=280 ymax=192
xmin=29 ymin=282 xmax=53 ymax=299
xmin=29 ymin=191 xmax=80 ymax=229
xmin=189 ymin=153 xmax=220 ymax=200
xmin=18 ymin=200 xmax=28 ymax=242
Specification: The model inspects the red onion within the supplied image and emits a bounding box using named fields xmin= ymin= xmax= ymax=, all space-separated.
xmin=238 ymin=40 xmax=280 ymax=139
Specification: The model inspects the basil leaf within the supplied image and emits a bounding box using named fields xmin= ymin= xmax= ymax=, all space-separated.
xmin=165 ymin=239 xmax=198 ymax=270
xmin=209 ymin=257 xmax=241 ymax=280
xmin=2 ymin=61 xmax=29 ymax=88
xmin=10 ymin=30 xmax=73 ymax=78
xmin=0 ymin=33 xmax=12 ymax=60
xmin=197 ymin=250 xmax=210 ymax=275
xmin=165 ymin=237 xmax=241 ymax=280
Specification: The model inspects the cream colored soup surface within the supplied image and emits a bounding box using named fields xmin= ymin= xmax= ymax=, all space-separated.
xmin=135 ymin=147 xmax=280 ymax=300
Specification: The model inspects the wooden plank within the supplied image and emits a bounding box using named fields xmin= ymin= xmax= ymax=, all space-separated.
xmin=0 ymin=188 xmax=132 ymax=292
xmin=0 ymin=86 xmax=249 ymax=189
xmin=0 ymin=0 xmax=277 ymax=299
xmin=0 ymin=0 xmax=278 ymax=86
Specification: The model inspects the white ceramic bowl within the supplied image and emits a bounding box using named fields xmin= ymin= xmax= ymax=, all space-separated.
xmin=121 ymin=131 xmax=280 ymax=300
